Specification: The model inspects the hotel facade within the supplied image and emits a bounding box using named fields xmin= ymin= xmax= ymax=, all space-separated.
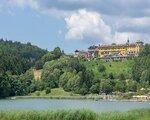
xmin=75 ymin=40 xmax=144 ymax=60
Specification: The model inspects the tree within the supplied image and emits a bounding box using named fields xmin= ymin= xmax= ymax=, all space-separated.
xmin=79 ymin=83 xmax=89 ymax=95
xmin=42 ymin=52 xmax=55 ymax=63
xmin=19 ymin=69 xmax=35 ymax=94
xmin=45 ymin=87 xmax=51 ymax=94
xmin=42 ymin=72 xmax=58 ymax=88
xmin=53 ymin=47 xmax=62 ymax=59
xmin=90 ymin=84 xmax=100 ymax=94
xmin=0 ymin=39 xmax=47 ymax=75
xmin=140 ymin=70 xmax=150 ymax=85
xmin=59 ymin=72 xmax=75 ymax=88
xmin=35 ymin=81 xmax=45 ymax=91
xmin=114 ymin=80 xmax=126 ymax=92
xmin=108 ymin=73 xmax=114 ymax=79
xmin=53 ymin=68 xmax=62 ymax=87
xmin=139 ymin=44 xmax=150 ymax=57
xmin=68 ymin=58 xmax=86 ymax=73
xmin=0 ymin=73 xmax=11 ymax=98
xmin=76 ymin=69 xmax=94 ymax=94
xmin=132 ymin=44 xmax=150 ymax=83
xmin=126 ymin=80 xmax=137 ymax=92
xmin=68 ymin=74 xmax=81 ymax=93
xmin=98 ymin=64 xmax=106 ymax=73
xmin=34 ymin=60 xmax=44 ymax=70
xmin=100 ymin=79 xmax=113 ymax=95
xmin=118 ymin=73 xmax=126 ymax=81
xmin=9 ymin=75 xmax=24 ymax=96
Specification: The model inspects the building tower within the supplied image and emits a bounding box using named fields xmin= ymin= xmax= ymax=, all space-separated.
xmin=126 ymin=38 xmax=130 ymax=45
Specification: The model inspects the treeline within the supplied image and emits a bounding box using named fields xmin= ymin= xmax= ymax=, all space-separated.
xmin=0 ymin=44 xmax=63 ymax=98
xmin=41 ymin=55 xmax=137 ymax=95
xmin=0 ymin=39 xmax=47 ymax=98
xmin=0 ymin=39 xmax=149 ymax=98
xmin=40 ymin=44 xmax=150 ymax=95
xmin=132 ymin=44 xmax=150 ymax=88
xmin=0 ymin=39 xmax=47 ymax=75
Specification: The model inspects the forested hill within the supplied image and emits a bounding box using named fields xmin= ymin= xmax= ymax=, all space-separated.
xmin=0 ymin=39 xmax=48 ymax=75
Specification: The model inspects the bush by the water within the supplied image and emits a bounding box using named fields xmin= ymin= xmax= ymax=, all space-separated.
xmin=0 ymin=109 xmax=150 ymax=120
xmin=45 ymin=87 xmax=51 ymax=94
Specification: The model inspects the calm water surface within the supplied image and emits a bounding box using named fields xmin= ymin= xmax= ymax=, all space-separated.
xmin=0 ymin=99 xmax=150 ymax=112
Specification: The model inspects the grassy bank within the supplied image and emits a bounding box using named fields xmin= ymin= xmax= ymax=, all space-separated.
xmin=12 ymin=88 xmax=101 ymax=100
xmin=11 ymin=95 xmax=102 ymax=100
xmin=0 ymin=109 xmax=150 ymax=120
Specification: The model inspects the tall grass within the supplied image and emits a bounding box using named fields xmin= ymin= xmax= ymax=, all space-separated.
xmin=0 ymin=109 xmax=150 ymax=120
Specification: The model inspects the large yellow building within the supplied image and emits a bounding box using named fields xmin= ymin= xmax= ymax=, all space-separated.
xmin=88 ymin=40 xmax=144 ymax=60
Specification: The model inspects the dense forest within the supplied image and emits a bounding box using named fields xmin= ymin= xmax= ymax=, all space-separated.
xmin=0 ymin=39 xmax=150 ymax=98
xmin=0 ymin=39 xmax=47 ymax=75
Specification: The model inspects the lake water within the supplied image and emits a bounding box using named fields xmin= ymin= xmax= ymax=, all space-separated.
xmin=0 ymin=99 xmax=150 ymax=112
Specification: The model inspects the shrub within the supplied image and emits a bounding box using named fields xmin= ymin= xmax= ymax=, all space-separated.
xmin=45 ymin=87 xmax=51 ymax=94
xmin=97 ymin=64 xmax=106 ymax=73
xmin=35 ymin=91 xmax=40 ymax=96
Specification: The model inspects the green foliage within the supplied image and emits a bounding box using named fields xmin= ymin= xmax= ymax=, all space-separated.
xmin=0 ymin=39 xmax=47 ymax=75
xmin=45 ymin=87 xmax=51 ymax=94
xmin=0 ymin=69 xmax=37 ymax=98
xmin=68 ymin=57 xmax=86 ymax=73
xmin=76 ymin=70 xmax=94 ymax=95
xmin=100 ymin=79 xmax=113 ymax=94
xmin=53 ymin=47 xmax=62 ymax=59
xmin=126 ymin=80 xmax=137 ymax=92
xmin=12 ymin=69 xmax=38 ymax=96
xmin=83 ymin=59 xmax=133 ymax=79
xmin=140 ymin=70 xmax=150 ymax=85
xmin=42 ymin=52 xmax=55 ymax=63
xmin=0 ymin=109 xmax=97 ymax=120
xmin=9 ymin=75 xmax=24 ymax=96
xmin=0 ymin=73 xmax=11 ymax=98
xmin=114 ymin=80 xmax=126 ymax=92
xmin=90 ymin=84 xmax=100 ymax=94
xmin=132 ymin=44 xmax=150 ymax=84
xmin=1 ymin=39 xmax=149 ymax=98
xmin=42 ymin=61 xmax=63 ymax=89
xmin=108 ymin=73 xmax=114 ymax=79
xmin=35 ymin=47 xmax=62 ymax=70
xmin=59 ymin=72 xmax=73 ymax=88
xmin=0 ymin=109 xmax=150 ymax=120
xmin=34 ymin=60 xmax=44 ymax=70
xmin=97 ymin=64 xmax=106 ymax=73
xmin=35 ymin=91 xmax=41 ymax=96
xmin=139 ymin=44 xmax=150 ymax=57
xmin=118 ymin=73 xmax=126 ymax=81
xmin=98 ymin=109 xmax=150 ymax=120
xmin=41 ymin=56 xmax=94 ymax=95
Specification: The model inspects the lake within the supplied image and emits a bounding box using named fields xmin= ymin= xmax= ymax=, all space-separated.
xmin=0 ymin=99 xmax=150 ymax=112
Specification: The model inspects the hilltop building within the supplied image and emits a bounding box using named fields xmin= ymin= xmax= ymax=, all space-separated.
xmin=75 ymin=40 xmax=144 ymax=60
xmin=75 ymin=50 xmax=91 ymax=58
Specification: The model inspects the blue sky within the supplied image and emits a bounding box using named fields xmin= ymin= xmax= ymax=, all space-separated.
xmin=0 ymin=0 xmax=150 ymax=53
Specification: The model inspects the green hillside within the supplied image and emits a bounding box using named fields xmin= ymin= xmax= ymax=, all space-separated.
xmin=0 ymin=40 xmax=149 ymax=98
xmin=0 ymin=39 xmax=47 ymax=75
xmin=83 ymin=59 xmax=134 ymax=78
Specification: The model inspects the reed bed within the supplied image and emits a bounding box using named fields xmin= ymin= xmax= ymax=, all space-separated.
xmin=0 ymin=109 xmax=149 ymax=120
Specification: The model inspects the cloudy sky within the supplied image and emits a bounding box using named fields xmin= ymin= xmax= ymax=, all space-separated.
xmin=0 ymin=0 xmax=150 ymax=52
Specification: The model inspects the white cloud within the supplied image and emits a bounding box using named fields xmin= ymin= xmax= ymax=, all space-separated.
xmin=5 ymin=0 xmax=150 ymax=44
xmin=65 ymin=9 xmax=112 ymax=43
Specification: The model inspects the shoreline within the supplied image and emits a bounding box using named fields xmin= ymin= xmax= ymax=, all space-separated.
xmin=9 ymin=95 xmax=102 ymax=100
xmin=8 ymin=96 xmax=150 ymax=102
